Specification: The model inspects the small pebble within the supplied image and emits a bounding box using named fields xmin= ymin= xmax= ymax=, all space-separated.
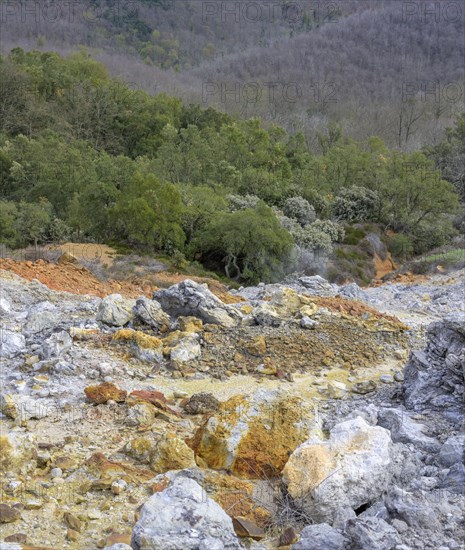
xmin=50 ymin=468 xmax=62 ymax=479
xmin=111 ymin=479 xmax=128 ymax=495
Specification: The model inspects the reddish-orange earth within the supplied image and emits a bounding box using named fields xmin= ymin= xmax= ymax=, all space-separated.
xmin=373 ymin=252 xmax=397 ymax=280
xmin=0 ymin=258 xmax=153 ymax=298
xmin=0 ymin=258 xmax=242 ymax=303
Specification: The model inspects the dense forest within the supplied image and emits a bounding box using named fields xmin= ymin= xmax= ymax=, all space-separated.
xmin=1 ymin=1 xmax=464 ymax=149
xmin=0 ymin=49 xmax=463 ymax=283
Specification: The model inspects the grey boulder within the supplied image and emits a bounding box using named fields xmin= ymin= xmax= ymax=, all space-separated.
xmin=41 ymin=330 xmax=72 ymax=359
xmin=345 ymin=516 xmax=401 ymax=550
xmin=438 ymin=435 xmax=465 ymax=467
xmin=298 ymin=275 xmax=336 ymax=296
xmin=0 ymin=330 xmax=25 ymax=358
xmin=377 ymin=407 xmax=440 ymax=453
xmin=131 ymin=477 xmax=243 ymax=549
xmin=403 ymin=314 xmax=465 ymax=424
xmin=154 ymin=279 xmax=241 ymax=328
xmin=133 ymin=297 xmax=170 ymax=332
xmin=291 ymin=523 xmax=347 ymax=550
xmin=97 ymin=294 xmax=134 ymax=326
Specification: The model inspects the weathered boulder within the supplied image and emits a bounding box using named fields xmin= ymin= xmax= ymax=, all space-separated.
xmin=338 ymin=282 xmax=367 ymax=301
xmin=190 ymin=390 xmax=316 ymax=478
xmin=152 ymin=468 xmax=272 ymax=529
xmin=124 ymin=437 xmax=155 ymax=463
xmin=170 ymin=334 xmax=201 ymax=364
xmin=300 ymin=316 xmax=317 ymax=329
xmin=298 ymin=275 xmax=336 ymax=296
xmin=403 ymin=314 xmax=465 ymax=423
xmin=252 ymin=302 xmax=282 ymax=327
xmin=84 ymin=382 xmax=127 ymax=404
xmin=384 ymin=485 xmax=440 ymax=531
xmin=0 ymin=330 xmax=25 ymax=358
xmin=438 ymin=462 xmax=465 ymax=494
xmin=184 ymin=393 xmax=220 ymax=415
xmin=112 ymin=329 xmax=163 ymax=363
xmin=57 ymin=251 xmax=78 ymax=264
xmin=253 ymin=287 xmax=317 ymax=326
xmin=24 ymin=302 xmax=57 ymax=334
xmin=283 ymin=416 xmax=393 ymax=523
xmin=133 ymin=297 xmax=170 ymax=333
xmin=131 ymin=477 xmax=243 ymax=549
xmin=345 ymin=516 xmax=401 ymax=550
xmin=377 ymin=407 xmax=440 ymax=452
xmin=438 ymin=434 xmax=465 ymax=467
xmin=97 ymin=294 xmax=134 ymax=326
xmin=178 ymin=316 xmax=203 ymax=333
xmin=150 ymin=433 xmax=197 ymax=473
xmin=0 ymin=296 xmax=12 ymax=314
xmin=126 ymin=403 xmax=157 ymax=428
xmin=0 ymin=393 xmax=58 ymax=422
xmin=41 ymin=330 xmax=72 ymax=359
xmin=290 ymin=523 xmax=346 ymax=550
xmin=0 ymin=503 xmax=22 ymax=523
xmin=0 ymin=428 xmax=38 ymax=475
xmin=154 ymin=279 xmax=241 ymax=328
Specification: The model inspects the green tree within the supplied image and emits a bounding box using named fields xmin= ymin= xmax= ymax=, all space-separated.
xmin=111 ymin=173 xmax=185 ymax=251
xmin=426 ymin=112 xmax=465 ymax=200
xmin=0 ymin=200 xmax=18 ymax=246
xmin=15 ymin=199 xmax=52 ymax=247
xmin=381 ymin=151 xmax=460 ymax=232
xmin=181 ymin=184 xmax=227 ymax=243
xmin=195 ymin=202 xmax=293 ymax=283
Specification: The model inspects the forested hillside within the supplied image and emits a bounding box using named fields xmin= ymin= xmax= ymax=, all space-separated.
xmin=0 ymin=50 xmax=462 ymax=283
xmin=1 ymin=0 xmax=464 ymax=148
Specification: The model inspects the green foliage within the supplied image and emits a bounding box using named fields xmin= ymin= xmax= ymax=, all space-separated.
xmin=110 ymin=173 xmax=184 ymax=252
xmin=282 ymin=196 xmax=316 ymax=226
xmin=181 ymin=184 xmax=227 ymax=243
xmin=411 ymin=217 xmax=456 ymax=255
xmin=0 ymin=49 xmax=462 ymax=283
xmin=379 ymin=151 xmax=460 ymax=232
xmin=194 ymin=202 xmax=293 ymax=283
xmin=228 ymin=194 xmax=260 ymax=212
xmin=48 ymin=217 xmax=72 ymax=243
xmin=388 ymin=234 xmax=414 ymax=260
xmin=333 ymin=186 xmax=380 ymax=222
xmin=342 ymin=226 xmax=366 ymax=245
xmin=300 ymin=188 xmax=331 ymax=218
xmin=311 ymin=219 xmax=345 ymax=242
xmin=0 ymin=200 xmax=18 ymax=246
xmin=15 ymin=199 xmax=53 ymax=247
xmin=426 ymin=112 xmax=465 ymax=200
xmin=292 ymin=224 xmax=334 ymax=254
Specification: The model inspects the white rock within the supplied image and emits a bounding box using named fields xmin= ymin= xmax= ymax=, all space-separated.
xmin=0 ymin=296 xmax=12 ymax=314
xmin=130 ymin=477 xmax=243 ymax=549
xmin=0 ymin=331 xmax=25 ymax=358
xmin=283 ymin=416 xmax=393 ymax=523
xmin=41 ymin=330 xmax=72 ymax=359
xmin=300 ymin=316 xmax=317 ymax=329
xmin=170 ymin=334 xmax=201 ymax=364
xmin=97 ymin=294 xmax=134 ymax=326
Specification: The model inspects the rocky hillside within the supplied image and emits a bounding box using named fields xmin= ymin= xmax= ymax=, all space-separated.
xmin=0 ymin=260 xmax=464 ymax=549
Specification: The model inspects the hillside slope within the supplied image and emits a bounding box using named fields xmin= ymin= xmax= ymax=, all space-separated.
xmin=1 ymin=0 xmax=463 ymax=147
